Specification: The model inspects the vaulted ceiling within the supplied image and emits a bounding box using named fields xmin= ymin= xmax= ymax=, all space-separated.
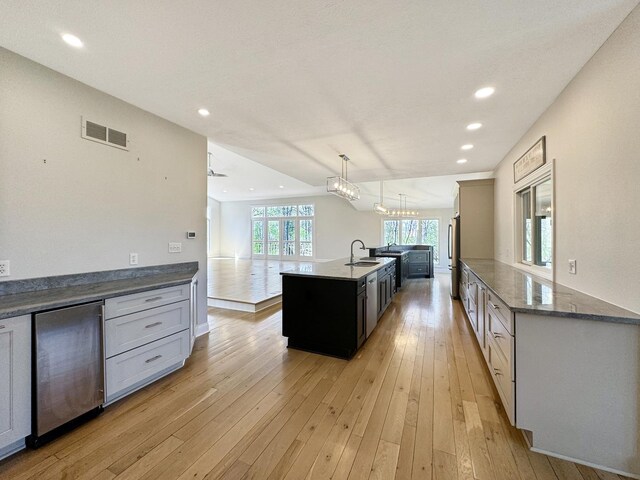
xmin=1 ymin=1 xmax=637 ymax=195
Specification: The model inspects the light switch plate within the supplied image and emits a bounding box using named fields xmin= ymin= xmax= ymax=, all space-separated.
xmin=129 ymin=253 xmax=138 ymax=265
xmin=0 ymin=260 xmax=9 ymax=277
xmin=169 ymin=242 xmax=182 ymax=253
xmin=568 ymin=259 xmax=577 ymax=274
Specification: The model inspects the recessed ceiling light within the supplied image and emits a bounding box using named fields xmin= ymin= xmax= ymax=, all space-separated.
xmin=222 ymin=189 xmax=228 ymax=193
xmin=197 ymin=108 xmax=210 ymax=117
xmin=249 ymin=187 xmax=255 ymax=191
xmin=466 ymin=122 xmax=482 ymax=130
xmin=474 ymin=87 xmax=495 ymax=99
xmin=61 ymin=33 xmax=83 ymax=48
xmin=278 ymin=185 xmax=284 ymax=189
xmin=461 ymin=144 xmax=474 ymax=150
xmin=457 ymin=159 xmax=468 ymax=164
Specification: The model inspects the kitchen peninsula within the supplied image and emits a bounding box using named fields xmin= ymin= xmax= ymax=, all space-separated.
xmin=280 ymin=257 xmax=396 ymax=359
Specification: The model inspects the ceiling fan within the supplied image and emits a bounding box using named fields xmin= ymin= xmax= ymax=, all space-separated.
xmin=207 ymin=152 xmax=228 ymax=177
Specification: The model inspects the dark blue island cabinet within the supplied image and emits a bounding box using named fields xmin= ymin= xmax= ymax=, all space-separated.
xmin=280 ymin=257 xmax=396 ymax=360
xmin=281 ymin=275 xmax=366 ymax=359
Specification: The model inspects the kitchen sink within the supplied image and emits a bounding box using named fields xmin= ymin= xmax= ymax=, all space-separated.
xmin=345 ymin=261 xmax=380 ymax=267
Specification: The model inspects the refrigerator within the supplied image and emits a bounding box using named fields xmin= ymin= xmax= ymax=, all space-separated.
xmin=448 ymin=214 xmax=460 ymax=298
xmin=28 ymin=301 xmax=104 ymax=447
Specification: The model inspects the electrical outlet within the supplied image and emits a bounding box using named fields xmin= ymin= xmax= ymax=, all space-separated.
xmin=168 ymin=242 xmax=182 ymax=253
xmin=129 ymin=253 xmax=139 ymax=265
xmin=568 ymin=259 xmax=577 ymax=275
xmin=0 ymin=260 xmax=10 ymax=277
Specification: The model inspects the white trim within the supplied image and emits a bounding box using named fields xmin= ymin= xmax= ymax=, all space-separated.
xmin=195 ymin=322 xmax=210 ymax=337
xmin=513 ymin=160 xmax=555 ymax=281
xmin=529 ymin=447 xmax=640 ymax=480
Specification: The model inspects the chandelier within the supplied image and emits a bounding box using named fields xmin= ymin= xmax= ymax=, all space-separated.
xmin=386 ymin=194 xmax=419 ymax=218
xmin=327 ymin=154 xmax=360 ymax=201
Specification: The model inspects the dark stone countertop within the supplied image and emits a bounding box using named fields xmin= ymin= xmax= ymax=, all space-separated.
xmin=461 ymin=258 xmax=640 ymax=325
xmin=0 ymin=262 xmax=198 ymax=320
xmin=280 ymin=257 xmax=395 ymax=281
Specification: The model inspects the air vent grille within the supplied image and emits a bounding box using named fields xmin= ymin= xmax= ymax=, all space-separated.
xmin=85 ymin=121 xmax=107 ymax=141
xmin=108 ymin=128 xmax=127 ymax=148
xmin=81 ymin=117 xmax=129 ymax=150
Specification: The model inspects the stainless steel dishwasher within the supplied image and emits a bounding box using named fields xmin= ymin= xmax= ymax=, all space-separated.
xmin=28 ymin=301 xmax=104 ymax=447
xmin=366 ymin=273 xmax=378 ymax=337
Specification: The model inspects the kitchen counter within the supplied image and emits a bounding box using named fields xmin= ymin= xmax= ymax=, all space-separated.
xmin=0 ymin=262 xmax=198 ymax=320
xmin=279 ymin=257 xmax=395 ymax=281
xmin=461 ymin=258 xmax=640 ymax=325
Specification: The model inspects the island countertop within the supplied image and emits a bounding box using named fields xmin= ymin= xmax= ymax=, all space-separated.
xmin=280 ymin=257 xmax=396 ymax=281
xmin=461 ymin=258 xmax=640 ymax=325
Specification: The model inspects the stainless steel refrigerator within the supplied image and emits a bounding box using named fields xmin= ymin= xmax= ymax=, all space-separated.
xmin=448 ymin=214 xmax=460 ymax=298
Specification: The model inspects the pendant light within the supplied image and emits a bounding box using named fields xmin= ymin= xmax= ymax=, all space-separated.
xmin=373 ymin=181 xmax=389 ymax=215
xmin=387 ymin=194 xmax=419 ymax=218
xmin=327 ymin=154 xmax=360 ymax=201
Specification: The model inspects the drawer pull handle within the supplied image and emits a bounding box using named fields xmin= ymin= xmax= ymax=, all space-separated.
xmin=0 ymin=325 xmax=5 ymax=330
xmin=145 ymin=355 xmax=162 ymax=363
xmin=145 ymin=296 xmax=163 ymax=303
xmin=488 ymin=301 xmax=499 ymax=310
xmin=493 ymin=332 xmax=503 ymax=339
xmin=145 ymin=321 xmax=163 ymax=329
xmin=494 ymin=368 xmax=502 ymax=376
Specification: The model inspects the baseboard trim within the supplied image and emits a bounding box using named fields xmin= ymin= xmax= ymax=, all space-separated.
xmin=529 ymin=446 xmax=640 ymax=480
xmin=195 ymin=323 xmax=210 ymax=337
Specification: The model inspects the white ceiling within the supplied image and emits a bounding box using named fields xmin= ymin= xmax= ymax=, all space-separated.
xmin=1 ymin=1 xmax=637 ymax=197
xmin=208 ymin=141 xmax=492 ymax=210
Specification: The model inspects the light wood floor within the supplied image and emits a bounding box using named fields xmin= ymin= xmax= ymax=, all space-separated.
xmin=207 ymin=258 xmax=309 ymax=304
xmin=0 ymin=275 xmax=631 ymax=480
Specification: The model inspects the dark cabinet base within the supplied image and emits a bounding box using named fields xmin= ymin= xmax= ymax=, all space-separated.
xmin=281 ymin=275 xmax=365 ymax=360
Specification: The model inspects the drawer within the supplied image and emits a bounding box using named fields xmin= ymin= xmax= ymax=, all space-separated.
xmin=105 ymin=283 xmax=190 ymax=319
xmin=409 ymin=264 xmax=428 ymax=275
xmin=105 ymin=300 xmax=190 ymax=358
xmin=409 ymin=252 xmax=428 ymax=263
xmin=487 ymin=308 xmax=513 ymax=377
xmin=106 ymin=330 xmax=190 ymax=400
xmin=486 ymin=290 xmax=513 ymax=334
xmin=467 ymin=281 xmax=478 ymax=305
xmin=467 ymin=296 xmax=478 ymax=331
xmin=487 ymin=336 xmax=515 ymax=425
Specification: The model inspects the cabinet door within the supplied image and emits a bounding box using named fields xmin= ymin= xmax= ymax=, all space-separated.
xmin=356 ymin=291 xmax=366 ymax=348
xmin=0 ymin=315 xmax=31 ymax=451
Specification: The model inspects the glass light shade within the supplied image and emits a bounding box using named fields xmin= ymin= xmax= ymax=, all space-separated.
xmin=327 ymin=176 xmax=360 ymax=201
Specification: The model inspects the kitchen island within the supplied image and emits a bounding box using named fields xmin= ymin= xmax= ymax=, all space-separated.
xmin=280 ymin=257 xmax=395 ymax=359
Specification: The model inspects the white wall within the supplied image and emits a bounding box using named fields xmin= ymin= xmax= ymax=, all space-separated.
xmin=207 ymin=196 xmax=221 ymax=257
xmin=493 ymin=6 xmax=640 ymax=313
xmin=219 ymin=194 xmax=452 ymax=265
xmin=0 ymin=48 xmax=209 ymax=325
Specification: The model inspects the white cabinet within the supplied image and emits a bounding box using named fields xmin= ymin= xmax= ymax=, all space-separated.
xmin=0 ymin=315 xmax=31 ymax=458
xmin=105 ymin=284 xmax=191 ymax=404
xmin=460 ymin=268 xmax=516 ymax=425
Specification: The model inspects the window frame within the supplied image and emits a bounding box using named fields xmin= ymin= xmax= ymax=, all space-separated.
xmin=251 ymin=203 xmax=315 ymax=260
xmin=381 ymin=217 xmax=442 ymax=264
xmin=513 ymin=161 xmax=554 ymax=280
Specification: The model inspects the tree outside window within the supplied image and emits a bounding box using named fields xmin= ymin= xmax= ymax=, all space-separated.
xmin=382 ymin=219 xmax=440 ymax=263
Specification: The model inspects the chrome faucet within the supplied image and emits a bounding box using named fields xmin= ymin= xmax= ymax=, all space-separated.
xmin=350 ymin=239 xmax=367 ymax=264
xmin=387 ymin=242 xmax=397 ymax=251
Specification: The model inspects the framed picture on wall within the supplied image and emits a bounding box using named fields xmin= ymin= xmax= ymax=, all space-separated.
xmin=514 ymin=136 xmax=546 ymax=183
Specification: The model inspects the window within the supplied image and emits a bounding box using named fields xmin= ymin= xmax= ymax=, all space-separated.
xmin=252 ymin=204 xmax=314 ymax=259
xmin=517 ymin=176 xmax=552 ymax=269
xmin=382 ymin=218 xmax=440 ymax=263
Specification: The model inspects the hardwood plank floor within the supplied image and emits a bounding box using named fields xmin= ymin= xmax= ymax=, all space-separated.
xmin=0 ymin=274 xmax=633 ymax=479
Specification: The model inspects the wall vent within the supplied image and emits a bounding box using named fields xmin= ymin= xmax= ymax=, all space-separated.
xmin=81 ymin=117 xmax=129 ymax=150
